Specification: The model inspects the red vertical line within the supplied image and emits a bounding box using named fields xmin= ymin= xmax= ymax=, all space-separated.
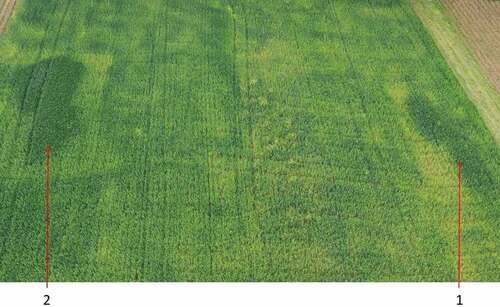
xmin=44 ymin=144 xmax=51 ymax=289
xmin=457 ymin=160 xmax=462 ymax=289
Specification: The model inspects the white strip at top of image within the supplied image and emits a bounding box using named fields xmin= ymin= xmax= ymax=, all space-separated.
xmin=1 ymin=282 xmax=499 ymax=307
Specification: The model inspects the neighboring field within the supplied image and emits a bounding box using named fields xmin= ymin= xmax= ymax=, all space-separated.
xmin=413 ymin=0 xmax=500 ymax=144
xmin=0 ymin=0 xmax=17 ymax=33
xmin=444 ymin=0 xmax=500 ymax=92
xmin=0 ymin=0 xmax=498 ymax=281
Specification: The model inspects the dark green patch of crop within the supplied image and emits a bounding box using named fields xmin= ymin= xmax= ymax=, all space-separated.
xmin=9 ymin=57 xmax=84 ymax=165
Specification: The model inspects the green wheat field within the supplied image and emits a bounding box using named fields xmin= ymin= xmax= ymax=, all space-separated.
xmin=0 ymin=0 xmax=498 ymax=281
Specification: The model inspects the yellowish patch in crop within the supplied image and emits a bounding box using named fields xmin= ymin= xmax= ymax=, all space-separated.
xmin=253 ymin=39 xmax=306 ymax=83
xmin=387 ymin=83 xmax=409 ymax=107
xmin=0 ymin=42 xmax=18 ymax=62
xmin=80 ymin=53 xmax=113 ymax=74
xmin=95 ymin=183 xmax=125 ymax=269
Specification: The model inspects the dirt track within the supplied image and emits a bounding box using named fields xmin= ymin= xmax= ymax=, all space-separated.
xmin=444 ymin=0 xmax=500 ymax=92
xmin=0 ymin=0 xmax=16 ymax=33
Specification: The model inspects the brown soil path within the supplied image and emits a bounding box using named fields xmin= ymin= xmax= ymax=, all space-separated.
xmin=444 ymin=0 xmax=500 ymax=92
xmin=0 ymin=0 xmax=16 ymax=33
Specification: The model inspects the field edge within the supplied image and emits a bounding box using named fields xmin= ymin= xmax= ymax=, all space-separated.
xmin=412 ymin=0 xmax=500 ymax=144
xmin=0 ymin=0 xmax=17 ymax=34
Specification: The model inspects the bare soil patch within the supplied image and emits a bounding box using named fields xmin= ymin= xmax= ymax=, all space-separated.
xmin=0 ymin=0 xmax=16 ymax=33
xmin=444 ymin=0 xmax=500 ymax=92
